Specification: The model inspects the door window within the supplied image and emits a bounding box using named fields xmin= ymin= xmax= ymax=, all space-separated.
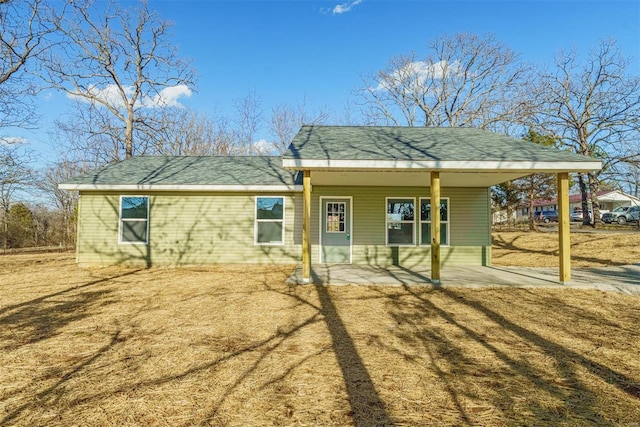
xmin=326 ymin=202 xmax=346 ymax=233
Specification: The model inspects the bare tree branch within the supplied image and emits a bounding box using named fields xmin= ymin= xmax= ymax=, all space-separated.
xmin=0 ymin=0 xmax=57 ymax=130
xmin=44 ymin=0 xmax=195 ymax=160
xmin=531 ymin=39 xmax=640 ymax=226
xmin=358 ymin=33 xmax=532 ymax=132
xmin=0 ymin=143 xmax=34 ymax=250
xmin=269 ymin=97 xmax=330 ymax=154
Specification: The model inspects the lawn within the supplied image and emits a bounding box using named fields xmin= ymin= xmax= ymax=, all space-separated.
xmin=1 ymin=232 xmax=639 ymax=426
xmin=492 ymin=230 xmax=640 ymax=267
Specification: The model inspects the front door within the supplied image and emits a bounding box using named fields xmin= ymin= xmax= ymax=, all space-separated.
xmin=321 ymin=198 xmax=351 ymax=263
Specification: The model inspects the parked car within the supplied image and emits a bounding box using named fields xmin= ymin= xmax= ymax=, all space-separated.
xmin=601 ymin=206 xmax=638 ymax=224
xmin=534 ymin=210 xmax=559 ymax=223
xmin=571 ymin=208 xmax=593 ymax=222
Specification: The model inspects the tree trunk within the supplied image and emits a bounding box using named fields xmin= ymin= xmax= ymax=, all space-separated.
xmin=587 ymin=172 xmax=601 ymax=227
xmin=528 ymin=193 xmax=536 ymax=231
xmin=577 ymin=173 xmax=591 ymax=226
xmin=2 ymin=208 xmax=8 ymax=252
xmin=125 ymin=106 xmax=134 ymax=159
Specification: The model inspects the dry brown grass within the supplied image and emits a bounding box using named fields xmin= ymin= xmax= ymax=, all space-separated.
xmin=1 ymin=237 xmax=640 ymax=426
xmin=493 ymin=230 xmax=640 ymax=267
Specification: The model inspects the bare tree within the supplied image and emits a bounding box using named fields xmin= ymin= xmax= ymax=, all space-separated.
xmin=514 ymin=130 xmax=558 ymax=230
xmin=154 ymin=108 xmax=238 ymax=156
xmin=531 ymin=39 xmax=640 ymax=226
xmin=491 ymin=181 xmax=521 ymax=228
xmin=38 ymin=159 xmax=90 ymax=248
xmin=359 ymin=33 xmax=531 ymax=131
xmin=54 ymin=98 xmax=128 ymax=166
xmin=233 ymin=91 xmax=264 ymax=155
xmin=0 ymin=143 xmax=33 ymax=250
xmin=616 ymin=162 xmax=640 ymax=198
xmin=269 ymin=98 xmax=330 ymax=154
xmin=0 ymin=0 xmax=56 ymax=132
xmin=44 ymin=0 xmax=194 ymax=161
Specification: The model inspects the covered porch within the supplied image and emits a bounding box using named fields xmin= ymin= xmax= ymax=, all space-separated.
xmin=284 ymin=126 xmax=602 ymax=285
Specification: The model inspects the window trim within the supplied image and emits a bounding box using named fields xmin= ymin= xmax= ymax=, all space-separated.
xmin=254 ymin=196 xmax=285 ymax=246
xmin=419 ymin=197 xmax=450 ymax=247
xmin=385 ymin=197 xmax=416 ymax=246
xmin=118 ymin=195 xmax=149 ymax=245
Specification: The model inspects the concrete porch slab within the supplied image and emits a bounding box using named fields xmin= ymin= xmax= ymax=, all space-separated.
xmin=287 ymin=264 xmax=640 ymax=295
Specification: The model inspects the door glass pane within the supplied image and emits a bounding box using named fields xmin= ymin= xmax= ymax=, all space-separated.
xmin=326 ymin=202 xmax=346 ymax=233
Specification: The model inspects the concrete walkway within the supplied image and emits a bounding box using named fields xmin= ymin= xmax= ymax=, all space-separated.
xmin=288 ymin=264 xmax=640 ymax=295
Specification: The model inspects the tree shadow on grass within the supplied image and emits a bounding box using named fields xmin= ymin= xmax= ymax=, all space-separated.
xmin=0 ymin=269 xmax=146 ymax=425
xmin=34 ymin=271 xmax=395 ymax=426
xmin=438 ymin=287 xmax=640 ymax=399
xmin=314 ymin=282 xmax=395 ymax=426
xmin=0 ymin=269 xmax=141 ymax=350
xmin=202 ymin=277 xmax=395 ymax=426
xmin=492 ymin=233 xmax=627 ymax=266
xmin=0 ymin=329 xmax=127 ymax=426
xmin=381 ymin=284 xmax=638 ymax=425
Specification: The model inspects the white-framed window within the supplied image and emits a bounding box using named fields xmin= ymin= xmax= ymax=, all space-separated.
xmin=255 ymin=196 xmax=285 ymax=245
xmin=326 ymin=202 xmax=346 ymax=233
xmin=420 ymin=197 xmax=449 ymax=246
xmin=386 ymin=198 xmax=415 ymax=245
xmin=119 ymin=196 xmax=149 ymax=244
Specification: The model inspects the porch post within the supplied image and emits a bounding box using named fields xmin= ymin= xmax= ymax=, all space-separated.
xmin=557 ymin=172 xmax=571 ymax=283
xmin=430 ymin=171 xmax=441 ymax=284
xmin=302 ymin=169 xmax=312 ymax=283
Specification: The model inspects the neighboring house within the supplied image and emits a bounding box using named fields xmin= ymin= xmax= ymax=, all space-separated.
xmin=524 ymin=189 xmax=640 ymax=217
xmin=60 ymin=126 xmax=601 ymax=283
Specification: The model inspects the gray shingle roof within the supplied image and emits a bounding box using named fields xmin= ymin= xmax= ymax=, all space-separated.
xmin=284 ymin=125 xmax=596 ymax=163
xmin=61 ymin=126 xmax=601 ymax=191
xmin=61 ymin=156 xmax=301 ymax=187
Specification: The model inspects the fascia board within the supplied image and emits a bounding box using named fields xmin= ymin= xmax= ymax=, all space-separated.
xmin=282 ymin=158 xmax=601 ymax=173
xmin=58 ymin=184 xmax=303 ymax=192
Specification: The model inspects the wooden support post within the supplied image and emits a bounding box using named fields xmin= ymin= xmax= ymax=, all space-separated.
xmin=558 ymin=172 xmax=571 ymax=283
xmin=302 ymin=170 xmax=311 ymax=283
xmin=430 ymin=172 xmax=441 ymax=284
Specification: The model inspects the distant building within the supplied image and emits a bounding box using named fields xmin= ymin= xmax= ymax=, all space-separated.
xmin=519 ymin=189 xmax=640 ymax=219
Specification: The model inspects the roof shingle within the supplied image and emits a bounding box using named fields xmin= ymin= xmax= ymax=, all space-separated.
xmin=62 ymin=156 xmax=301 ymax=187
xmin=284 ymin=125 xmax=596 ymax=163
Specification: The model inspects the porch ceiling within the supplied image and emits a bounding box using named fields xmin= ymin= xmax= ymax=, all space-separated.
xmin=310 ymin=170 xmax=532 ymax=187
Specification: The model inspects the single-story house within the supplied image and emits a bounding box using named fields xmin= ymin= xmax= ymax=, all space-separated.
xmin=60 ymin=126 xmax=601 ymax=283
xmin=525 ymin=189 xmax=640 ymax=216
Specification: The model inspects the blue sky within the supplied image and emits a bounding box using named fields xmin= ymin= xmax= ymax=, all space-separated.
xmin=24 ymin=0 xmax=640 ymax=163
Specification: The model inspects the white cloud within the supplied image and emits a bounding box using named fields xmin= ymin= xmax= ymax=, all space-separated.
xmin=332 ymin=0 xmax=363 ymax=15
xmin=252 ymin=138 xmax=273 ymax=155
xmin=150 ymin=85 xmax=192 ymax=108
xmin=0 ymin=137 xmax=27 ymax=146
xmin=67 ymin=84 xmax=192 ymax=109
xmin=374 ymin=60 xmax=461 ymax=92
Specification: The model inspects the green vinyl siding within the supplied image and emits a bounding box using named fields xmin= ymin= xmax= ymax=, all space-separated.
xmin=76 ymin=191 xmax=301 ymax=266
xmin=309 ymin=186 xmax=491 ymax=267
xmin=76 ymin=186 xmax=490 ymax=267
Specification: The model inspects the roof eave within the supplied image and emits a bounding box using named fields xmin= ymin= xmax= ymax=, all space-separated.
xmin=58 ymin=184 xmax=303 ymax=192
xmin=281 ymin=158 xmax=602 ymax=173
